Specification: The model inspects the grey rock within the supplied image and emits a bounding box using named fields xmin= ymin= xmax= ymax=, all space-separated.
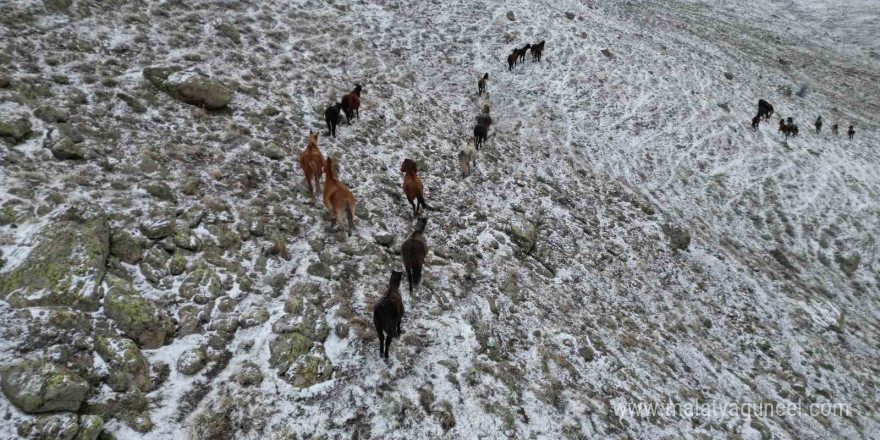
xmin=0 ymin=116 xmax=32 ymax=141
xmin=236 ymin=362 xmax=263 ymax=386
xmin=176 ymin=349 xmax=207 ymax=376
xmin=139 ymin=216 xmax=175 ymax=240
xmin=0 ymin=360 xmax=89 ymax=413
xmin=34 ymin=105 xmax=70 ymax=123
xmin=0 ymin=204 xmax=109 ymax=311
xmin=94 ymin=335 xmax=150 ymax=392
xmin=51 ymin=138 xmax=86 ymax=160
xmin=104 ymin=275 xmax=174 ymax=349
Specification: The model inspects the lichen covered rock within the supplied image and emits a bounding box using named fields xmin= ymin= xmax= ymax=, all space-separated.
xmin=94 ymin=335 xmax=150 ymax=392
xmin=104 ymin=275 xmax=174 ymax=349
xmin=0 ymin=360 xmax=89 ymax=413
xmin=0 ymin=204 xmax=109 ymax=311
xmin=176 ymin=348 xmax=207 ymax=376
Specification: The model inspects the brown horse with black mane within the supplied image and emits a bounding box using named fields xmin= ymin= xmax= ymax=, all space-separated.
xmin=341 ymin=84 xmax=362 ymax=124
xmin=401 ymin=217 xmax=428 ymax=294
xmin=478 ymin=73 xmax=489 ymax=96
xmin=401 ymin=159 xmax=437 ymax=217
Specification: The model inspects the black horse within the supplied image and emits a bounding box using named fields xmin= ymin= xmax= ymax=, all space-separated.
xmin=757 ymin=99 xmax=774 ymax=120
xmin=373 ymin=270 xmax=405 ymax=359
xmin=324 ymin=102 xmax=343 ymax=138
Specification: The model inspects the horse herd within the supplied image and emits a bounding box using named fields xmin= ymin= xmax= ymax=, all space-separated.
xmin=300 ymin=40 xmax=552 ymax=359
xmin=751 ymin=99 xmax=856 ymax=140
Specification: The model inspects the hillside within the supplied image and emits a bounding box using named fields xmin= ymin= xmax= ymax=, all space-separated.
xmin=1 ymin=0 xmax=878 ymax=439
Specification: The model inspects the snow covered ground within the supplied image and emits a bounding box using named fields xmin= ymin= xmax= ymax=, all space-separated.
xmin=1 ymin=0 xmax=878 ymax=439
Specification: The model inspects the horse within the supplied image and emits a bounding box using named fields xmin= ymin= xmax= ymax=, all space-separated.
xmin=507 ymin=50 xmax=518 ymax=71
xmin=831 ymin=123 xmax=839 ymax=136
xmin=533 ymin=47 xmax=543 ymax=62
xmin=757 ymin=99 xmax=774 ymax=120
xmin=341 ymin=84 xmax=362 ymax=124
xmin=474 ymin=124 xmax=488 ymax=150
xmin=848 ymin=125 xmax=855 ymax=139
xmin=476 ymin=113 xmax=492 ymax=129
xmin=478 ymin=73 xmax=489 ymax=96
xmin=322 ymin=157 xmax=356 ymax=237
xmin=778 ymin=119 xmax=792 ymax=138
xmin=401 ymin=217 xmax=428 ymax=294
xmin=458 ymin=137 xmax=476 ymax=177
xmin=790 ymin=124 xmax=799 ymax=137
xmin=815 ymin=116 xmax=822 ymax=134
xmin=401 ymin=158 xmax=438 ymax=217
xmin=751 ymin=114 xmax=760 ymax=131
xmin=324 ymin=103 xmax=343 ymax=138
xmin=516 ymin=44 xmax=532 ymax=65
xmin=298 ymin=131 xmax=325 ymax=204
xmin=480 ymin=92 xmax=492 ymax=114
xmin=373 ymin=270 xmax=404 ymax=359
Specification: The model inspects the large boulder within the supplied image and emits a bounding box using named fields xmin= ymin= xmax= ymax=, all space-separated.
xmin=0 ymin=360 xmax=89 ymax=413
xmin=31 ymin=414 xmax=79 ymax=440
xmin=268 ymin=334 xmax=333 ymax=388
xmin=268 ymin=333 xmax=313 ymax=373
xmin=104 ymin=275 xmax=174 ymax=349
xmin=33 ymin=105 xmax=70 ymax=123
xmin=285 ymin=353 xmax=332 ymax=388
xmin=51 ymin=137 xmax=86 ymax=160
xmin=143 ymin=66 xmax=232 ymax=111
xmin=138 ymin=216 xmax=175 ymax=240
xmin=94 ymin=335 xmax=150 ymax=392
xmin=510 ymin=219 xmax=537 ymax=254
xmin=0 ymin=116 xmax=32 ymax=142
xmin=1 ymin=204 xmax=109 ymax=311
xmin=76 ymin=415 xmax=104 ymax=440
xmin=110 ymin=230 xmax=144 ymax=264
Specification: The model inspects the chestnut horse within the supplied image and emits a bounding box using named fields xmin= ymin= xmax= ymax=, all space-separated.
xmin=323 ymin=157 xmax=356 ymax=236
xmin=401 ymin=159 xmax=437 ymax=217
xmin=298 ymin=131 xmax=325 ymax=204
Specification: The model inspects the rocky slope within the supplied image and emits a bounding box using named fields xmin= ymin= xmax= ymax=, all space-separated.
xmin=1 ymin=0 xmax=878 ymax=439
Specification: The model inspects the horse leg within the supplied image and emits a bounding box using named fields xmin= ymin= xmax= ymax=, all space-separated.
xmin=305 ymin=172 xmax=314 ymax=204
xmin=384 ymin=334 xmax=392 ymax=359
xmin=408 ymin=198 xmax=417 ymax=217
xmin=377 ymin=327 xmax=385 ymax=357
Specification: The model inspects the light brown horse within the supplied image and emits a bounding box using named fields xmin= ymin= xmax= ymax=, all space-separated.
xmin=298 ymin=131 xmax=325 ymax=204
xmin=323 ymin=157 xmax=356 ymax=237
xmin=401 ymin=159 xmax=437 ymax=217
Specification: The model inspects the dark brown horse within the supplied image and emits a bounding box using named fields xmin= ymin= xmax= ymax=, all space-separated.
xmin=401 ymin=217 xmax=428 ymax=294
xmin=478 ymin=73 xmax=489 ymax=96
xmin=751 ymin=115 xmax=760 ymax=131
xmin=507 ymin=50 xmax=518 ymax=71
xmin=341 ymin=84 xmax=362 ymax=124
xmin=373 ymin=270 xmax=404 ymax=359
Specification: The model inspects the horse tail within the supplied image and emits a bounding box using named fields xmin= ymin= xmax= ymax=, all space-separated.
xmin=416 ymin=193 xmax=438 ymax=212
xmin=345 ymin=199 xmax=354 ymax=236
